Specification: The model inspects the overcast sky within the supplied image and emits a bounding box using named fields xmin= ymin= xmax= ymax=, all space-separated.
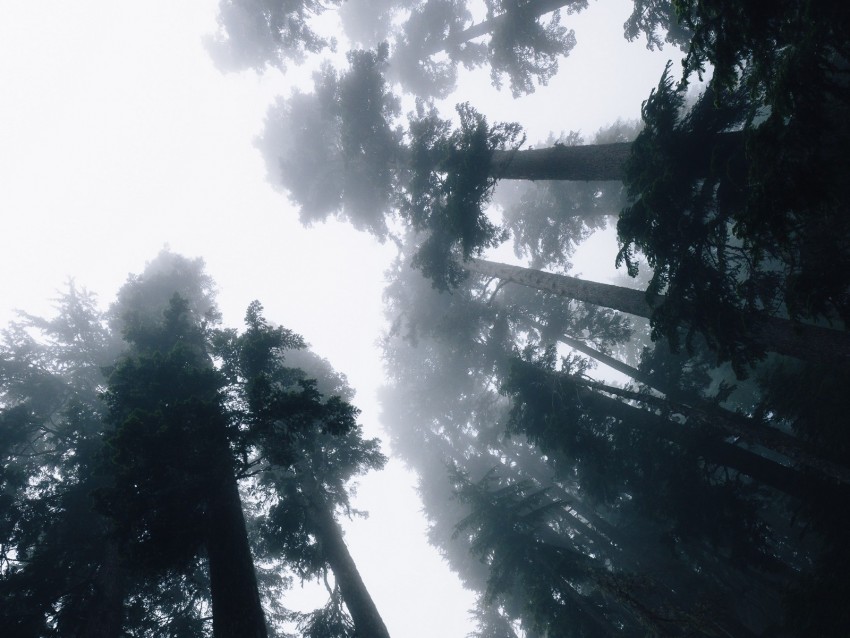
xmin=0 ymin=1 xmax=674 ymax=634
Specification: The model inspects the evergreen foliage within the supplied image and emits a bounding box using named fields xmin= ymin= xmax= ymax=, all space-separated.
xmin=0 ymin=253 xmax=387 ymax=637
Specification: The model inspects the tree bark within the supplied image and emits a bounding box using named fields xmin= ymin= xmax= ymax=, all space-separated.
xmin=490 ymin=142 xmax=631 ymax=181
xmin=206 ymin=463 xmax=268 ymax=638
xmin=305 ymin=487 xmax=392 ymax=638
xmin=464 ymin=257 xmax=850 ymax=364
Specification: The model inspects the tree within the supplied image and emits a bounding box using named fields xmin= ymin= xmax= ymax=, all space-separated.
xmin=0 ymin=252 xmax=390 ymax=637
xmin=0 ymin=286 xmax=127 ymax=637
xmin=216 ymin=303 xmax=391 ymax=638
xmin=618 ymin=2 xmax=850 ymax=354
xmin=0 ymin=282 xmax=218 ymax=637
xmin=379 ymin=247 xmax=801 ymax=635
xmin=495 ymin=122 xmax=640 ymax=271
xmin=207 ymin=0 xmax=587 ymax=96
xmin=97 ymin=255 xmax=268 ymax=638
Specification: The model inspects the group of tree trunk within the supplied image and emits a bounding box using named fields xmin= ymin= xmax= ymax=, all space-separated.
xmin=248 ymin=0 xmax=850 ymax=633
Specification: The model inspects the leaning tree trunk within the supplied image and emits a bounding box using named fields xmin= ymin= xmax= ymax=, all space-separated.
xmin=577 ymin=376 xmax=850 ymax=486
xmin=464 ymin=257 xmax=850 ymax=364
xmin=489 ymin=143 xmax=631 ymax=181
xmin=569 ymin=378 xmax=837 ymax=500
xmin=304 ymin=482 xmax=391 ymax=638
xmin=205 ymin=451 xmax=268 ymax=638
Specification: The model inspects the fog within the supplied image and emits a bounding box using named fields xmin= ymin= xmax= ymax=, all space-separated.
xmin=2 ymin=1 xmax=849 ymax=636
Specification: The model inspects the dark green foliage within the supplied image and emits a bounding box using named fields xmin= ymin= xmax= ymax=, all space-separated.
xmin=619 ymin=2 xmax=850 ymax=370
xmin=617 ymin=66 xmax=777 ymax=368
xmin=217 ymin=302 xmax=388 ymax=634
xmin=295 ymin=589 xmax=356 ymax=638
xmin=0 ymin=287 xmax=122 ymax=637
xmin=405 ymin=103 xmax=521 ymax=288
xmin=624 ymin=0 xmax=691 ymax=50
xmin=97 ymin=296 xmax=227 ymax=570
xmin=452 ymin=471 xmax=607 ymax=637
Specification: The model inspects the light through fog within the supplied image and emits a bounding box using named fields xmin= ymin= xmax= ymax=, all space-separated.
xmin=1 ymin=1 xmax=674 ymax=635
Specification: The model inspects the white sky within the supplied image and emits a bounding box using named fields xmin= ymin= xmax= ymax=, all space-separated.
xmin=0 ymin=1 xmax=675 ymax=635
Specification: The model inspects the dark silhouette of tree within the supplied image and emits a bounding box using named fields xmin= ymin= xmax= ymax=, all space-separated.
xmin=0 ymin=286 xmax=127 ymax=638
xmin=0 ymin=253 xmax=390 ymax=638
xmin=98 ymin=263 xmax=268 ymax=637
xmin=0 ymin=280 xmax=219 ymax=637
xmin=216 ymin=302 xmax=391 ymax=638
xmin=617 ymin=0 xmax=850 ymax=370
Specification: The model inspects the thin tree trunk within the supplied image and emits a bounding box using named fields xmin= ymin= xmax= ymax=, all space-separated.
xmin=464 ymin=257 xmax=850 ymax=364
xmin=555 ymin=331 xmax=663 ymax=390
xmin=305 ymin=484 xmax=391 ymax=638
xmin=544 ymin=331 xmax=850 ymax=484
xmin=206 ymin=463 xmax=268 ymax=638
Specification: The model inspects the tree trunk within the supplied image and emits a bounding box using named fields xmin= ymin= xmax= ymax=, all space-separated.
xmin=490 ymin=142 xmax=631 ymax=181
xmin=464 ymin=257 xmax=850 ymax=364
xmin=305 ymin=488 xmax=392 ymax=638
xmin=554 ymin=331 xmax=663 ymax=390
xmin=573 ymin=381 xmax=830 ymax=500
xmin=76 ymin=535 xmax=125 ymax=638
xmin=206 ymin=463 xmax=268 ymax=638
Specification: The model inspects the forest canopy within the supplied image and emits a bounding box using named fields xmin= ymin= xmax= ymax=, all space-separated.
xmin=3 ymin=0 xmax=850 ymax=636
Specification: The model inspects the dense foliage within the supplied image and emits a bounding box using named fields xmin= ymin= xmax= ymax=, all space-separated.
xmin=0 ymin=253 xmax=387 ymax=637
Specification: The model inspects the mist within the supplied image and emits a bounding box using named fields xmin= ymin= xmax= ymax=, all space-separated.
xmin=2 ymin=0 xmax=849 ymax=636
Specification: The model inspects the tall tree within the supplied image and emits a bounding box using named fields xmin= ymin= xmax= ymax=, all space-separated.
xmin=98 ymin=255 xmax=268 ymax=638
xmin=0 ymin=282 xmax=218 ymax=637
xmin=0 ymin=286 xmax=126 ymax=637
xmin=217 ymin=303 xmax=391 ymax=638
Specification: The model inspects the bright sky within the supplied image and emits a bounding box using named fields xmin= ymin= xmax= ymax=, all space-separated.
xmin=0 ymin=1 xmax=673 ymax=635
